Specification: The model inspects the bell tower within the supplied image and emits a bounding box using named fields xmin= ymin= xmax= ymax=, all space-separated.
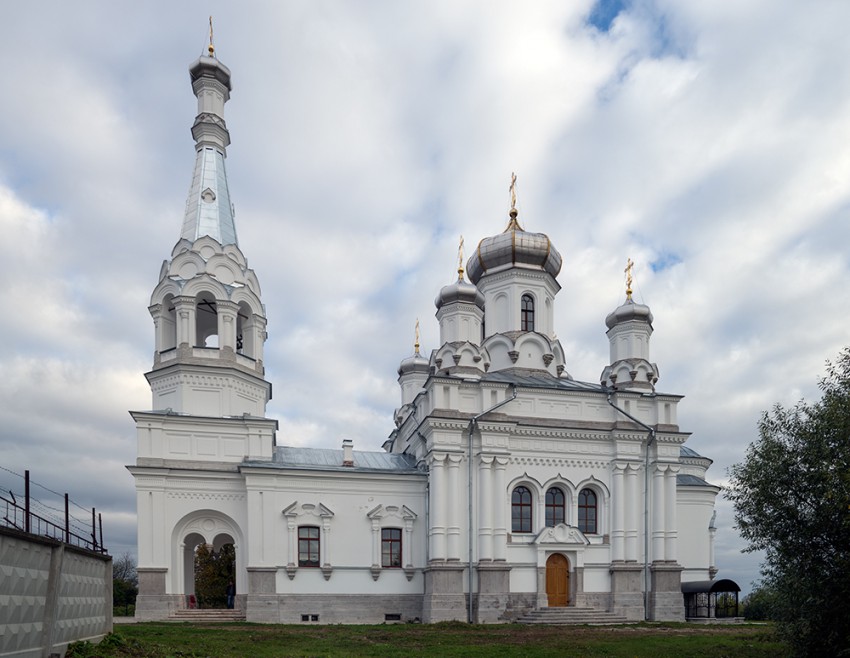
xmin=134 ymin=44 xmax=275 ymax=463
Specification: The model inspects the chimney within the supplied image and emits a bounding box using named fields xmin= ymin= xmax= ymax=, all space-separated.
xmin=342 ymin=438 xmax=354 ymax=467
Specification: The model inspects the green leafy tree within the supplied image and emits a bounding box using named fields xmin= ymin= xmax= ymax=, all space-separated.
xmin=741 ymin=582 xmax=777 ymax=621
xmin=194 ymin=543 xmax=235 ymax=609
xmin=727 ymin=349 xmax=850 ymax=656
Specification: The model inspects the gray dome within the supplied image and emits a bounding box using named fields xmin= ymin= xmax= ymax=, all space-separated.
xmin=466 ymin=210 xmax=562 ymax=285
xmin=435 ymin=278 xmax=485 ymax=310
xmin=605 ymin=298 xmax=653 ymax=329
xmin=398 ymin=351 xmax=430 ymax=377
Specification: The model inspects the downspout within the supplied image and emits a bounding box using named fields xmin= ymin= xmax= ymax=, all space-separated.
xmin=467 ymin=384 xmax=517 ymax=624
xmin=606 ymin=392 xmax=656 ymax=622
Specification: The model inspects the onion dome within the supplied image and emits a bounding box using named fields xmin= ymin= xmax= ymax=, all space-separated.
xmin=605 ymin=298 xmax=653 ymax=329
xmin=398 ymin=351 xmax=429 ymax=377
xmin=398 ymin=322 xmax=430 ymax=376
xmin=435 ymin=277 xmax=485 ymax=311
xmin=466 ymin=208 xmax=562 ymax=285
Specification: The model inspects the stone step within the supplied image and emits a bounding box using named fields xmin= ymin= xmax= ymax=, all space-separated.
xmin=168 ymin=608 xmax=246 ymax=623
xmin=516 ymin=607 xmax=632 ymax=625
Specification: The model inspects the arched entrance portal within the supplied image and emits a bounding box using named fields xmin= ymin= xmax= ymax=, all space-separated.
xmin=192 ymin=533 xmax=236 ymax=609
xmin=174 ymin=511 xmax=243 ymax=609
xmin=546 ymin=553 xmax=570 ymax=607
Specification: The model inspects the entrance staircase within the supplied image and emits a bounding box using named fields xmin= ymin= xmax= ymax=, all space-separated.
xmin=516 ymin=607 xmax=632 ymax=625
xmin=168 ymin=608 xmax=246 ymax=623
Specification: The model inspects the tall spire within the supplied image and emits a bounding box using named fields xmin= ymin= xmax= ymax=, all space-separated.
xmin=179 ymin=33 xmax=238 ymax=246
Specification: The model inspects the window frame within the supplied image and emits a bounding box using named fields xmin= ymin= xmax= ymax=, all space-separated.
xmin=297 ymin=525 xmax=320 ymax=567
xmin=511 ymin=485 xmax=533 ymax=533
xmin=578 ymin=488 xmax=598 ymax=535
xmin=521 ymin=294 xmax=535 ymax=332
xmin=545 ymin=487 xmax=566 ymax=527
xmin=381 ymin=527 xmax=402 ymax=568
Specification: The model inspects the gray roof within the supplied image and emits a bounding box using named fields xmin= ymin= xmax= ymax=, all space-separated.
xmin=242 ymin=446 xmax=420 ymax=474
xmin=481 ymin=369 xmax=605 ymax=392
xmin=677 ymin=473 xmax=714 ymax=487
xmin=680 ymin=445 xmax=704 ymax=459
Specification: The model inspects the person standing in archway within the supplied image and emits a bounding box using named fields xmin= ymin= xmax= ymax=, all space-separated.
xmin=226 ymin=581 xmax=235 ymax=609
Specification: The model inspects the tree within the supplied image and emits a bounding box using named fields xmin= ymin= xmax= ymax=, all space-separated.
xmin=741 ymin=582 xmax=777 ymax=621
xmin=112 ymin=551 xmax=138 ymax=585
xmin=727 ymin=349 xmax=850 ymax=656
xmin=194 ymin=543 xmax=235 ymax=609
xmin=111 ymin=551 xmax=138 ymax=616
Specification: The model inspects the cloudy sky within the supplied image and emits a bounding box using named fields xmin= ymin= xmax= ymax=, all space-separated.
xmin=2 ymin=1 xmax=849 ymax=594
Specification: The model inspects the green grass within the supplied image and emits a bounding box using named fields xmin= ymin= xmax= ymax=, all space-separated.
xmin=67 ymin=621 xmax=787 ymax=657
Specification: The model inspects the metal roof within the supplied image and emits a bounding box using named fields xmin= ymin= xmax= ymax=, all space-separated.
xmin=242 ymin=446 xmax=420 ymax=474
xmin=181 ymin=147 xmax=238 ymax=246
xmin=677 ymin=473 xmax=714 ymax=487
xmin=680 ymin=445 xmax=704 ymax=459
xmin=480 ymin=370 xmax=606 ymax=393
xmin=682 ymin=578 xmax=741 ymax=594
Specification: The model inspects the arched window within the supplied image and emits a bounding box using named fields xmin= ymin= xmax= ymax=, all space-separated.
xmin=195 ymin=292 xmax=218 ymax=348
xmin=512 ymin=486 xmax=533 ymax=533
xmin=521 ymin=294 xmax=535 ymax=332
xmin=298 ymin=526 xmax=320 ymax=567
xmin=545 ymin=487 xmax=565 ymax=527
xmin=578 ymin=489 xmax=597 ymax=534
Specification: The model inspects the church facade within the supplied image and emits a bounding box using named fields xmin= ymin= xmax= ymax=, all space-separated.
xmin=130 ymin=49 xmax=721 ymax=623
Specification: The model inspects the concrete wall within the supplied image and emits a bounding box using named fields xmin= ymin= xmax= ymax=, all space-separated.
xmin=0 ymin=527 xmax=112 ymax=658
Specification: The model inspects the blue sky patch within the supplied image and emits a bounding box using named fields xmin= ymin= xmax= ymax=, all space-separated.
xmin=650 ymin=251 xmax=683 ymax=272
xmin=588 ymin=0 xmax=628 ymax=33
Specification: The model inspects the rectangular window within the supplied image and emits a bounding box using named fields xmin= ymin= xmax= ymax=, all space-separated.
xmin=381 ymin=528 xmax=402 ymax=568
xmin=298 ymin=526 xmax=320 ymax=567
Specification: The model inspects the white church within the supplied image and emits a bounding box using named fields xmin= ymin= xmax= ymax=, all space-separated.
xmin=129 ymin=47 xmax=723 ymax=624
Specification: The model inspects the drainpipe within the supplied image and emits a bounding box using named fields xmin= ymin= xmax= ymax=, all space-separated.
xmin=467 ymin=384 xmax=517 ymax=623
xmin=606 ymin=391 xmax=656 ymax=622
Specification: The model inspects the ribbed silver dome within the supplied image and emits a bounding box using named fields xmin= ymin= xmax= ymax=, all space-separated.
xmin=466 ymin=210 xmax=562 ymax=285
xmin=435 ymin=278 xmax=485 ymax=310
xmin=605 ymin=298 xmax=654 ymax=329
xmin=398 ymin=351 xmax=430 ymax=376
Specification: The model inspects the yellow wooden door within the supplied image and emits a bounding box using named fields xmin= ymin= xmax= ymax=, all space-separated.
xmin=546 ymin=554 xmax=570 ymax=607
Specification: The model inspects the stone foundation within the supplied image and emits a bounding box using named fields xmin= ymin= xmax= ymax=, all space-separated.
xmin=245 ymin=593 xmax=423 ymax=624
xmin=475 ymin=562 xmax=511 ymax=622
xmin=423 ymin=562 xmax=466 ymax=622
xmin=135 ymin=568 xmax=181 ymax=621
xmin=503 ymin=592 xmax=537 ymax=620
xmin=650 ymin=563 xmax=684 ymax=621
xmin=610 ymin=563 xmax=645 ymax=620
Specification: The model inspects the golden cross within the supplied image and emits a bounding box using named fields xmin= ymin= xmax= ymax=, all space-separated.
xmin=457 ymin=235 xmax=465 ymax=280
xmin=414 ymin=318 xmax=421 ymax=354
xmin=208 ymin=16 xmax=215 ymax=57
xmin=625 ymin=258 xmax=634 ymax=301
xmin=509 ymin=172 xmax=517 ymax=210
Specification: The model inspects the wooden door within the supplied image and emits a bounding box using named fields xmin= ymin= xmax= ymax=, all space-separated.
xmin=545 ymin=553 xmax=570 ymax=607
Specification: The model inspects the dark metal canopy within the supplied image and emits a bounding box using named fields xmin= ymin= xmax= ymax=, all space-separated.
xmin=681 ymin=578 xmax=741 ymax=594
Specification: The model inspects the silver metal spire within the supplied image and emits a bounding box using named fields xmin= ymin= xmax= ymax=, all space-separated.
xmin=180 ymin=48 xmax=238 ymax=246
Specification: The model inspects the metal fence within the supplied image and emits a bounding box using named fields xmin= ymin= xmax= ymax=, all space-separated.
xmin=0 ymin=469 xmax=106 ymax=554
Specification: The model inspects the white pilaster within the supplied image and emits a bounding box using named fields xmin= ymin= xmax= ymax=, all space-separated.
xmin=446 ymin=454 xmax=462 ymax=560
xmin=625 ymin=465 xmax=639 ymax=561
xmin=493 ymin=458 xmax=508 ymax=561
xmin=478 ymin=456 xmax=493 ymax=561
xmin=664 ymin=466 xmax=678 ymax=562
xmin=429 ymin=454 xmax=447 ymax=560
xmin=612 ymin=464 xmax=626 ymax=561
xmin=652 ymin=465 xmax=666 ymax=562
